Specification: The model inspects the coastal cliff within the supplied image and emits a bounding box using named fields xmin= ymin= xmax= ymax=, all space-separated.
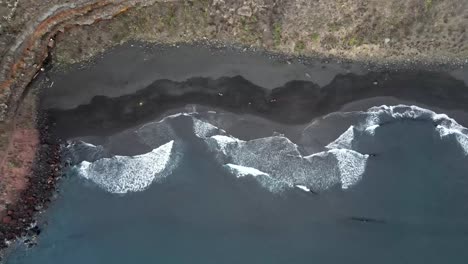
xmin=0 ymin=0 xmax=467 ymax=259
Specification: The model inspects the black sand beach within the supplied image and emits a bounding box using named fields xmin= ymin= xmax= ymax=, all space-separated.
xmin=42 ymin=44 xmax=468 ymax=136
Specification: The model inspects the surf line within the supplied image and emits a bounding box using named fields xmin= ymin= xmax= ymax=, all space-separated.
xmin=294 ymin=184 xmax=319 ymax=195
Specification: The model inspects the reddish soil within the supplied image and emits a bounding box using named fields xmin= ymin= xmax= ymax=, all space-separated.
xmin=0 ymin=88 xmax=62 ymax=259
xmin=0 ymin=88 xmax=39 ymax=218
xmin=0 ymin=128 xmax=39 ymax=220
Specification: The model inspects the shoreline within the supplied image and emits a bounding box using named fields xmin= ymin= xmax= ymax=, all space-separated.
xmin=42 ymin=44 xmax=468 ymax=138
xmin=0 ymin=104 xmax=61 ymax=262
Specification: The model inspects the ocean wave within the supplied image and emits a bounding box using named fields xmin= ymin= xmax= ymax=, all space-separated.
xmin=75 ymin=141 xmax=180 ymax=193
xmin=192 ymin=117 xmax=226 ymax=139
xmin=224 ymin=164 xmax=269 ymax=178
xmin=70 ymin=113 xmax=222 ymax=193
xmin=135 ymin=113 xmax=186 ymax=148
xmin=71 ymin=104 xmax=468 ymax=195
xmin=65 ymin=141 xmax=110 ymax=164
xmin=206 ymin=134 xmax=369 ymax=192
xmin=223 ymin=164 xmax=290 ymax=192
xmin=325 ymin=105 xmax=468 ymax=155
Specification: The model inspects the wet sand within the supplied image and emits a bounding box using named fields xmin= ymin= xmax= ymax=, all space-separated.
xmin=41 ymin=44 xmax=468 ymax=139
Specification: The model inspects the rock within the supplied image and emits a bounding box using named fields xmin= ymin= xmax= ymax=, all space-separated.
xmin=384 ymin=38 xmax=390 ymax=44
xmin=212 ymin=0 xmax=225 ymax=5
xmin=237 ymin=6 xmax=252 ymax=17
xmin=2 ymin=216 xmax=12 ymax=224
xmin=47 ymin=38 xmax=55 ymax=48
xmin=0 ymin=103 xmax=8 ymax=121
xmin=30 ymin=226 xmax=41 ymax=235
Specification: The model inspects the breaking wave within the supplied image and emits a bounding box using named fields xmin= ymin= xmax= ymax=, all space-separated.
xmin=66 ymin=141 xmax=110 ymax=164
xmin=75 ymin=141 xmax=181 ymax=194
xmin=71 ymin=104 xmax=468 ymax=194
xmin=207 ymin=135 xmax=368 ymax=192
xmin=326 ymin=105 xmax=468 ymax=155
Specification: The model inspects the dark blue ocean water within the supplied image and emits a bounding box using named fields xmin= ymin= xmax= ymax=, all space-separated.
xmin=7 ymin=111 xmax=468 ymax=264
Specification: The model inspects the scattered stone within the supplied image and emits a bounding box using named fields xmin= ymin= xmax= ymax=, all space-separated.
xmin=237 ymin=6 xmax=252 ymax=17
xmin=384 ymin=38 xmax=391 ymax=44
xmin=47 ymin=38 xmax=55 ymax=48
xmin=34 ymin=204 xmax=43 ymax=211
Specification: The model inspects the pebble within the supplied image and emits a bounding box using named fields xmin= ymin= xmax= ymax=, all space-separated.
xmin=47 ymin=38 xmax=55 ymax=48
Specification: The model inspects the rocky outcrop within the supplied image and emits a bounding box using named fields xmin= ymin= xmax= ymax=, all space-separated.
xmin=0 ymin=0 xmax=177 ymax=122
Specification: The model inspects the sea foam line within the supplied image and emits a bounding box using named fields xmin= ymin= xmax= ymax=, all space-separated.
xmin=326 ymin=105 xmax=468 ymax=155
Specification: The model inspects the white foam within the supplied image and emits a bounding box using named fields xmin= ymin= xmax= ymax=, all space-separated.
xmin=223 ymin=163 xmax=290 ymax=192
xmin=365 ymin=124 xmax=380 ymax=135
xmin=295 ymin=185 xmax=311 ymax=192
xmin=136 ymin=114 xmax=187 ymax=148
xmin=322 ymin=105 xmax=468 ymax=156
xmin=73 ymin=104 xmax=468 ymax=195
xmin=224 ymin=164 xmax=269 ymax=178
xmin=332 ymin=149 xmax=369 ymax=189
xmin=368 ymin=105 xmax=468 ymax=154
xmin=206 ymin=134 xmax=369 ymax=192
xmin=192 ymin=117 xmax=222 ymax=138
xmin=325 ymin=126 xmax=355 ymax=149
xmin=206 ymin=135 xmax=241 ymax=157
xmin=66 ymin=140 xmax=109 ymax=163
xmin=76 ymin=141 xmax=179 ymax=193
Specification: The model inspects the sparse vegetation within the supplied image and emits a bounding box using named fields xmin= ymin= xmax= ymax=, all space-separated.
xmin=240 ymin=17 xmax=250 ymax=32
xmin=240 ymin=16 xmax=260 ymax=43
xmin=163 ymin=5 xmax=177 ymax=28
xmin=7 ymin=158 xmax=22 ymax=169
xmin=328 ymin=22 xmax=341 ymax=32
xmin=295 ymin=40 xmax=305 ymax=52
xmin=19 ymin=0 xmax=468 ymax=68
xmin=425 ymin=0 xmax=433 ymax=11
xmin=310 ymin=33 xmax=320 ymax=42
xmin=273 ymin=23 xmax=282 ymax=46
xmin=347 ymin=36 xmax=361 ymax=46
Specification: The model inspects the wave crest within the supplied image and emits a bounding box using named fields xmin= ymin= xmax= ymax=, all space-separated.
xmin=76 ymin=141 xmax=180 ymax=193
xmin=71 ymin=104 xmax=468 ymax=195
xmin=206 ymin=134 xmax=369 ymax=192
xmin=324 ymin=105 xmax=468 ymax=156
